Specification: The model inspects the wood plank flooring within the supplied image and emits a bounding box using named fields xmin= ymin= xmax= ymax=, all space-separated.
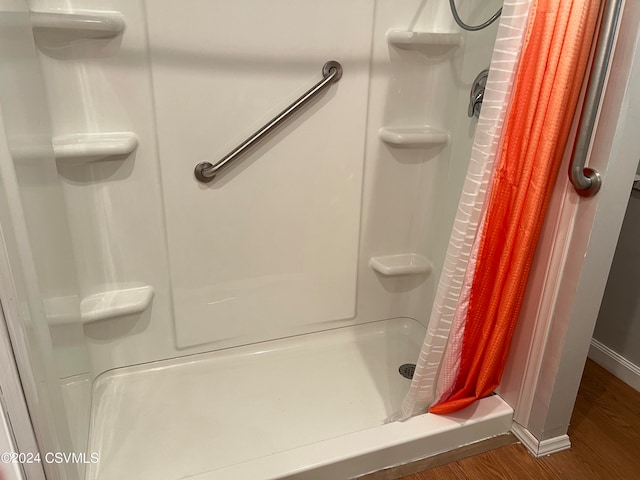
xmin=400 ymin=359 xmax=640 ymax=480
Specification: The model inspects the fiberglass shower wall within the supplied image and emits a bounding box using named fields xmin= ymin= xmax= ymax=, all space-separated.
xmin=4 ymin=0 xmax=499 ymax=473
xmin=26 ymin=0 xmax=499 ymax=370
xmin=0 ymin=3 xmax=86 ymax=479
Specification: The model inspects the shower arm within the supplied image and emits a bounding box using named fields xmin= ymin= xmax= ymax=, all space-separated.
xmin=194 ymin=60 xmax=343 ymax=183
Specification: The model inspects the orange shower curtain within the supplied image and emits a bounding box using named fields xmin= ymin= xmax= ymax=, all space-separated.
xmin=430 ymin=0 xmax=601 ymax=414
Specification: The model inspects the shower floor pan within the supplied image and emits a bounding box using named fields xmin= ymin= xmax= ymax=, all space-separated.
xmin=86 ymin=318 xmax=512 ymax=480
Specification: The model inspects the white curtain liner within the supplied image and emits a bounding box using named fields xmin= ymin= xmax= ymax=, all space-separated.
xmin=393 ymin=0 xmax=533 ymax=421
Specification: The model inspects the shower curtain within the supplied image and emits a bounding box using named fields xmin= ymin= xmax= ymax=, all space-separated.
xmin=398 ymin=0 xmax=601 ymax=419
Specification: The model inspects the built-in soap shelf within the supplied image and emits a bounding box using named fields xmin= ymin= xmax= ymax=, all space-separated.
xmin=44 ymin=285 xmax=154 ymax=326
xmin=80 ymin=286 xmax=154 ymax=324
xmin=379 ymin=127 xmax=450 ymax=148
xmin=30 ymin=10 xmax=125 ymax=39
xmin=370 ymin=254 xmax=432 ymax=276
xmin=53 ymin=132 xmax=138 ymax=164
xmin=387 ymin=30 xmax=462 ymax=50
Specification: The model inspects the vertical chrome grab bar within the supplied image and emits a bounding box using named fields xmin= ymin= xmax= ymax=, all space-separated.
xmin=194 ymin=60 xmax=343 ymax=183
xmin=569 ymin=0 xmax=623 ymax=197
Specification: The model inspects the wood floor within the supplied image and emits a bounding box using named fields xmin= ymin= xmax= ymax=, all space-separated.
xmin=400 ymin=359 xmax=640 ymax=480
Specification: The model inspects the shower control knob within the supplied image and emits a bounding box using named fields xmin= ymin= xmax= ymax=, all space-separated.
xmin=469 ymin=68 xmax=490 ymax=119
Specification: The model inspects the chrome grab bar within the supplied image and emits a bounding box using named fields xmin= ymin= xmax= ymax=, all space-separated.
xmin=194 ymin=60 xmax=343 ymax=183
xmin=569 ymin=0 xmax=622 ymax=197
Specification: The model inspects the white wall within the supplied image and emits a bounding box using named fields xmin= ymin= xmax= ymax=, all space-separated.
xmin=0 ymin=2 xmax=498 ymax=476
xmin=22 ymin=0 xmax=499 ymax=378
xmin=0 ymin=2 xmax=84 ymax=477
xmin=0 ymin=402 xmax=23 ymax=480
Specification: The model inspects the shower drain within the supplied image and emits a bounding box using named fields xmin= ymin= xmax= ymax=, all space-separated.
xmin=399 ymin=363 xmax=416 ymax=379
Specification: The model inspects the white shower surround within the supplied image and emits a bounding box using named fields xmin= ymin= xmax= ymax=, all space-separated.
xmin=1 ymin=1 xmax=638 ymax=479
xmin=0 ymin=0 xmax=512 ymax=478
xmin=21 ymin=0 xmax=501 ymax=377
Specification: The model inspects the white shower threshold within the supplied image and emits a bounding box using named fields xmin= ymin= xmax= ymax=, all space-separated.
xmin=85 ymin=318 xmax=513 ymax=480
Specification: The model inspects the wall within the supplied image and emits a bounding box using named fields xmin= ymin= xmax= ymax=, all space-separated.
xmin=20 ymin=0 xmax=499 ymax=380
xmin=0 ymin=2 xmax=85 ymax=477
xmin=0 ymin=1 xmax=501 ymax=475
xmin=590 ymin=184 xmax=640 ymax=390
xmin=147 ymin=0 xmax=373 ymax=349
xmin=0 ymin=402 xmax=24 ymax=480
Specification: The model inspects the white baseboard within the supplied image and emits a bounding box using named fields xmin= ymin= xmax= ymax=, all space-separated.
xmin=511 ymin=422 xmax=571 ymax=457
xmin=588 ymin=339 xmax=640 ymax=392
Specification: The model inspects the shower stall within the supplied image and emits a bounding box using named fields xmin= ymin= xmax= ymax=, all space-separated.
xmin=0 ymin=0 xmax=638 ymax=479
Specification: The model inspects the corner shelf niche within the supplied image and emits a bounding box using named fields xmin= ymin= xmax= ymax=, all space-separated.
xmin=379 ymin=127 xmax=450 ymax=148
xmin=370 ymin=254 xmax=432 ymax=276
xmin=80 ymin=286 xmax=154 ymax=324
xmin=30 ymin=10 xmax=125 ymax=39
xmin=53 ymin=132 xmax=138 ymax=164
xmin=387 ymin=30 xmax=462 ymax=50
